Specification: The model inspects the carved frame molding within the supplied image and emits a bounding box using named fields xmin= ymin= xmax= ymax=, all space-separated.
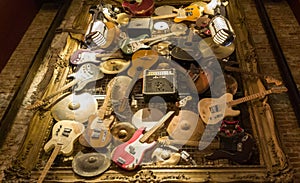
xmin=4 ymin=0 xmax=294 ymax=182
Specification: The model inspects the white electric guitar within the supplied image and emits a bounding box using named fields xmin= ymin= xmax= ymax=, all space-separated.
xmin=198 ymin=87 xmax=287 ymax=124
xmin=37 ymin=120 xmax=85 ymax=183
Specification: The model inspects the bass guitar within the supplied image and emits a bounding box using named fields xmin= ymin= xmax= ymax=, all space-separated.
xmin=37 ymin=120 xmax=85 ymax=183
xmin=198 ymin=87 xmax=288 ymax=124
xmin=120 ymin=31 xmax=185 ymax=54
xmin=111 ymin=111 xmax=175 ymax=170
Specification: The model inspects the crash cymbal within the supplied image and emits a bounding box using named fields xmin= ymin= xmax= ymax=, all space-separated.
xmin=99 ymin=59 xmax=130 ymax=74
xmin=132 ymin=108 xmax=164 ymax=130
xmin=111 ymin=122 xmax=136 ymax=142
xmin=154 ymin=5 xmax=176 ymax=16
xmin=167 ymin=110 xmax=205 ymax=142
xmin=51 ymin=93 xmax=97 ymax=123
xmin=72 ymin=152 xmax=111 ymax=177
xmin=199 ymin=37 xmax=235 ymax=59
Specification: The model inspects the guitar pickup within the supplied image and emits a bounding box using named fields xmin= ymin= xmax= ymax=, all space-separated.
xmin=117 ymin=157 xmax=126 ymax=165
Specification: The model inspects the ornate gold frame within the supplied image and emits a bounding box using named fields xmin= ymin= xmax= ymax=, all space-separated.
xmin=6 ymin=0 xmax=293 ymax=182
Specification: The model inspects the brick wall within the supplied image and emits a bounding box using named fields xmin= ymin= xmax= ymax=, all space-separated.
xmin=240 ymin=0 xmax=300 ymax=180
xmin=0 ymin=3 xmax=58 ymax=180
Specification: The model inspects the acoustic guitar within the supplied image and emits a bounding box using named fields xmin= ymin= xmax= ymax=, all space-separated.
xmin=37 ymin=120 xmax=85 ymax=183
xmin=198 ymin=87 xmax=288 ymax=124
xmin=188 ymin=64 xmax=214 ymax=94
xmin=111 ymin=111 xmax=175 ymax=170
xmin=122 ymin=0 xmax=155 ymax=16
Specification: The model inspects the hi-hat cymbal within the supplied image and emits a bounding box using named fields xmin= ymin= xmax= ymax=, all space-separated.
xmin=154 ymin=5 xmax=176 ymax=16
xmin=199 ymin=37 xmax=235 ymax=59
xmin=72 ymin=152 xmax=111 ymax=177
xmin=111 ymin=122 xmax=136 ymax=142
xmin=170 ymin=23 xmax=188 ymax=33
xmin=51 ymin=93 xmax=98 ymax=123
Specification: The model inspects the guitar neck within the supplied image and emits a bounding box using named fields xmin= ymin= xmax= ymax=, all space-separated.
xmin=152 ymin=14 xmax=178 ymax=20
xmin=224 ymin=66 xmax=265 ymax=78
xmin=37 ymin=145 xmax=62 ymax=183
xmin=142 ymin=32 xmax=177 ymax=43
xmin=140 ymin=111 xmax=174 ymax=143
xmin=227 ymin=90 xmax=273 ymax=107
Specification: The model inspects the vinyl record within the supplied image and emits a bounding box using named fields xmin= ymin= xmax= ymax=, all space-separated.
xmin=154 ymin=21 xmax=169 ymax=31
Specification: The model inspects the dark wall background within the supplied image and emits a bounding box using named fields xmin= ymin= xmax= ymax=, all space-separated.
xmin=0 ymin=0 xmax=42 ymax=72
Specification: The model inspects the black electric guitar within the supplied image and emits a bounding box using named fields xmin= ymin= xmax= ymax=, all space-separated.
xmin=170 ymin=24 xmax=202 ymax=61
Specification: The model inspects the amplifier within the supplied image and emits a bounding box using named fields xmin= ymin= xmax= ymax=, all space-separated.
xmin=142 ymin=68 xmax=178 ymax=102
xmin=126 ymin=17 xmax=153 ymax=38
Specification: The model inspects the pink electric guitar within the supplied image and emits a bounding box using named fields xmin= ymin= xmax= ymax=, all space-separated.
xmin=111 ymin=111 xmax=174 ymax=170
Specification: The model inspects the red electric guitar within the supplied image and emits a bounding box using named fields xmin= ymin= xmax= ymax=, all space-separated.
xmin=111 ymin=111 xmax=175 ymax=170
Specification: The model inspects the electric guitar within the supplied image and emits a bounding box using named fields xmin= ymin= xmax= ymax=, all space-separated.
xmin=111 ymin=111 xmax=175 ymax=170
xmin=70 ymin=49 xmax=122 ymax=65
xmin=173 ymin=5 xmax=202 ymax=23
xmin=120 ymin=31 xmax=185 ymax=54
xmin=37 ymin=120 xmax=85 ymax=183
xmin=198 ymin=87 xmax=288 ymax=124
xmin=26 ymin=63 xmax=104 ymax=110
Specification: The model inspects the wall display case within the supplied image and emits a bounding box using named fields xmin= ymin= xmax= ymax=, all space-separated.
xmin=4 ymin=0 xmax=293 ymax=182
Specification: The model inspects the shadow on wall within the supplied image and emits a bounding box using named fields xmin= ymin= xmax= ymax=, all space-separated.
xmin=0 ymin=0 xmax=42 ymax=72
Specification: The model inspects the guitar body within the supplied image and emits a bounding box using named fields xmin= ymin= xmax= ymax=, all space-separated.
xmin=122 ymin=0 xmax=155 ymax=16
xmin=174 ymin=5 xmax=201 ymax=23
xmin=83 ymin=114 xmax=114 ymax=148
xmin=120 ymin=34 xmax=149 ymax=54
xmin=44 ymin=120 xmax=85 ymax=155
xmin=70 ymin=49 xmax=104 ymax=65
xmin=68 ymin=63 xmax=104 ymax=91
xmin=111 ymin=128 xmax=156 ymax=170
xmin=198 ymin=93 xmax=240 ymax=124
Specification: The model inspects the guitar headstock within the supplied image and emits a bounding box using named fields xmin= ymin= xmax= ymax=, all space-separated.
xmin=265 ymin=76 xmax=283 ymax=86
xmin=270 ymin=86 xmax=288 ymax=94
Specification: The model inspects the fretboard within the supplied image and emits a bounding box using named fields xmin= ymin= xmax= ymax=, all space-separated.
xmin=140 ymin=111 xmax=175 ymax=143
xmin=227 ymin=90 xmax=273 ymax=107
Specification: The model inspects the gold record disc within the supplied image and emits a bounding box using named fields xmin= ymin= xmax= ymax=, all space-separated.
xmin=99 ymin=59 xmax=130 ymax=74
xmin=167 ymin=110 xmax=205 ymax=142
xmin=199 ymin=37 xmax=235 ymax=59
xmin=111 ymin=122 xmax=136 ymax=142
xmin=51 ymin=93 xmax=98 ymax=123
xmin=170 ymin=23 xmax=188 ymax=33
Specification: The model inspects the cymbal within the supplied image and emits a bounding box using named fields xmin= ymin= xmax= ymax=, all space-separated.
xmin=72 ymin=152 xmax=111 ymax=177
xmin=51 ymin=93 xmax=97 ymax=123
xmin=99 ymin=59 xmax=130 ymax=74
xmin=111 ymin=122 xmax=136 ymax=142
xmin=132 ymin=108 xmax=164 ymax=130
xmin=154 ymin=5 xmax=176 ymax=16
xmin=167 ymin=110 xmax=205 ymax=142
xmin=199 ymin=37 xmax=235 ymax=59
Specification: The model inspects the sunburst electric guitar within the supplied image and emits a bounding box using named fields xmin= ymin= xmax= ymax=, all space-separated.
xmin=111 ymin=111 xmax=175 ymax=170
xmin=198 ymin=87 xmax=287 ymax=124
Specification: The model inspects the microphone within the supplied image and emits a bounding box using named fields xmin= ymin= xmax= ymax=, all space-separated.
xmin=209 ymin=15 xmax=235 ymax=46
